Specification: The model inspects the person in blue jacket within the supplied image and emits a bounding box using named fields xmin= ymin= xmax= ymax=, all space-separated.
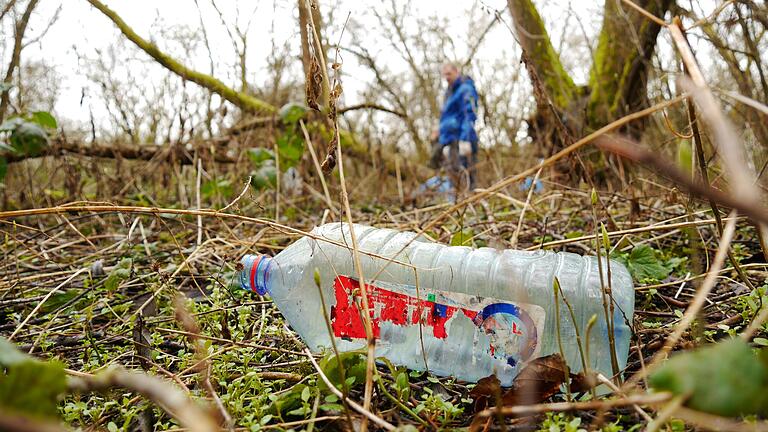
xmin=430 ymin=63 xmax=479 ymax=191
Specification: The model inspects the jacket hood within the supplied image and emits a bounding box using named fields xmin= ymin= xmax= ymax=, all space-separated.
xmin=452 ymin=75 xmax=474 ymax=88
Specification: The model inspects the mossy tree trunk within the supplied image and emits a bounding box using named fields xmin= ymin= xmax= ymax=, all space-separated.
xmin=507 ymin=0 xmax=674 ymax=143
xmin=587 ymin=0 xmax=673 ymax=134
xmin=507 ymin=0 xmax=579 ymax=114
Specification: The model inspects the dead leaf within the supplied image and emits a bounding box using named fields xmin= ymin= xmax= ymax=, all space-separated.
xmin=501 ymin=354 xmax=569 ymax=407
xmin=305 ymin=54 xmax=322 ymax=111
xmin=468 ymin=355 xmax=571 ymax=430
xmin=469 ymin=375 xmax=502 ymax=412
xmin=320 ymin=130 xmax=338 ymax=173
xmin=569 ymin=370 xmax=597 ymax=393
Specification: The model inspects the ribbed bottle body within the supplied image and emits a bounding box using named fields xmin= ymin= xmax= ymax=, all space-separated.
xmin=244 ymin=223 xmax=634 ymax=385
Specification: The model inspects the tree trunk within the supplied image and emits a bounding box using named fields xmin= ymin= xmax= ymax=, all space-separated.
xmin=587 ymin=0 xmax=673 ymax=134
xmin=0 ymin=0 xmax=40 ymax=123
xmin=507 ymin=0 xmax=674 ymax=144
xmin=507 ymin=0 xmax=578 ymax=113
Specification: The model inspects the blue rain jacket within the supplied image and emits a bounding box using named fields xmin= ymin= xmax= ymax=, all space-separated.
xmin=438 ymin=76 xmax=478 ymax=150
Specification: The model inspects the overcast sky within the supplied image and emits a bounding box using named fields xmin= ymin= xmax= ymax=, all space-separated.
xmin=16 ymin=0 xmax=606 ymax=126
xmin=8 ymin=0 xmax=721 ymax=138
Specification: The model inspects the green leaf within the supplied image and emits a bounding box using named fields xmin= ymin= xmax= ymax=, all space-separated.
xmin=319 ymin=351 xmax=367 ymax=392
xmin=267 ymin=383 xmax=308 ymax=416
xmin=677 ymin=139 xmax=693 ymax=175
xmin=564 ymin=231 xmax=583 ymax=239
xmin=395 ymin=370 xmax=410 ymax=399
xmin=30 ymin=111 xmax=57 ymax=130
xmin=319 ymin=403 xmax=345 ymax=412
xmin=10 ymin=122 xmax=48 ymax=156
xmin=649 ymin=338 xmax=768 ymax=417
xmin=40 ymin=290 xmax=80 ymax=314
xmin=201 ymin=179 xmax=233 ymax=201
xmin=450 ymin=229 xmax=474 ymax=246
xmin=250 ymin=163 xmax=277 ymax=191
xmin=0 ymin=156 xmax=6 ymax=183
xmin=600 ymin=223 xmax=610 ymax=250
xmin=276 ymin=130 xmax=305 ymax=169
xmin=278 ymin=103 xmax=308 ymax=124
xmin=620 ymin=245 xmax=671 ymax=282
xmin=0 ymin=337 xmax=67 ymax=419
xmin=755 ymin=338 xmax=768 ymax=347
xmin=246 ymin=147 xmax=275 ymax=167
xmin=104 ymin=258 xmax=132 ymax=291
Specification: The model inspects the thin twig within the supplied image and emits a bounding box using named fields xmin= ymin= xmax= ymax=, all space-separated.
xmin=8 ymin=268 xmax=87 ymax=341
xmin=628 ymin=211 xmax=737 ymax=386
xmin=474 ymin=392 xmax=672 ymax=418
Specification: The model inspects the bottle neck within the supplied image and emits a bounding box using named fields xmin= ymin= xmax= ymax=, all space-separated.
xmin=240 ymin=254 xmax=273 ymax=295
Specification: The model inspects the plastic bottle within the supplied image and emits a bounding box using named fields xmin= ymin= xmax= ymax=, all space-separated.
xmin=239 ymin=223 xmax=634 ymax=386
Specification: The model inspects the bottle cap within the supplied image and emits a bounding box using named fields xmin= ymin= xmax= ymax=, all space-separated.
xmin=239 ymin=254 xmax=273 ymax=295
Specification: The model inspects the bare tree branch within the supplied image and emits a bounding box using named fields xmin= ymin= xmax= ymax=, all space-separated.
xmin=85 ymin=0 xmax=275 ymax=114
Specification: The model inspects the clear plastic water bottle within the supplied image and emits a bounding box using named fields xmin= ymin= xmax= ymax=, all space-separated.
xmin=239 ymin=223 xmax=634 ymax=385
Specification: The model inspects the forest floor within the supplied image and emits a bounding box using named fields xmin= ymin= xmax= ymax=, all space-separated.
xmin=1 ymin=169 xmax=765 ymax=431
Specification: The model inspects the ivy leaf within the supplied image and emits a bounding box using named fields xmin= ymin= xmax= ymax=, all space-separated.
xmin=246 ymin=148 xmax=274 ymax=167
xmin=620 ymin=245 xmax=671 ymax=282
xmin=10 ymin=122 xmax=48 ymax=157
xmin=0 ymin=337 xmax=67 ymax=420
xmin=276 ymin=130 xmax=305 ymax=169
xmin=250 ymin=163 xmax=277 ymax=191
xmin=650 ymin=338 xmax=768 ymax=417
xmin=279 ymin=102 xmax=308 ymax=124
xmin=104 ymin=257 xmax=132 ymax=291
xmin=30 ymin=111 xmax=57 ymax=130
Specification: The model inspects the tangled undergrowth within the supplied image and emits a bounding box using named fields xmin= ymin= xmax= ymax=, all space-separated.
xmin=1 ymin=176 xmax=766 ymax=431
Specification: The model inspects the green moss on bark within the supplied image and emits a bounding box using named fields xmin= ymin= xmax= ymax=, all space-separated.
xmin=508 ymin=0 xmax=578 ymax=112
xmin=587 ymin=0 xmax=672 ymax=129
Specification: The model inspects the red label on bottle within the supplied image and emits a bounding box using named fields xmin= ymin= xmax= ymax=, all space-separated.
xmin=329 ymin=275 xmax=544 ymax=365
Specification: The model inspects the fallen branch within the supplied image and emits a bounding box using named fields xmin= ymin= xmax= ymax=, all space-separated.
xmin=337 ymin=103 xmax=406 ymax=118
xmin=3 ymin=138 xmax=235 ymax=165
xmin=474 ymin=391 xmax=672 ymax=418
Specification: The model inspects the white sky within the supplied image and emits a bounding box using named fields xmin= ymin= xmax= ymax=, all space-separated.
xmin=11 ymin=0 xmax=720 ymax=138
xmin=19 ymin=0 xmax=600 ymax=126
